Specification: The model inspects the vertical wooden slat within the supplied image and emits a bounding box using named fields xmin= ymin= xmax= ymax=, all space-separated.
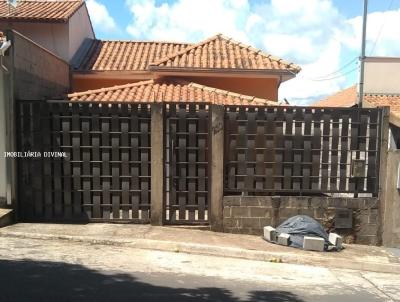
xmin=358 ymin=111 xmax=369 ymax=192
xmin=178 ymin=104 xmax=187 ymax=220
xmin=302 ymin=108 xmax=312 ymax=190
xmin=265 ymin=108 xmax=275 ymax=190
xmin=121 ymin=104 xmax=130 ymax=219
xmin=330 ymin=111 xmax=340 ymax=191
xmin=311 ymin=109 xmax=322 ymax=190
xmin=61 ymin=103 xmax=72 ymax=219
xmin=293 ymin=108 xmax=303 ymax=191
xmin=168 ymin=104 xmax=177 ymax=222
xmin=349 ymin=110 xmax=360 ymax=192
xmin=227 ymin=108 xmax=238 ymax=190
xmin=197 ymin=105 xmax=207 ymax=220
xmin=130 ymin=104 xmax=140 ymax=218
xmin=188 ymin=104 xmax=196 ymax=221
xmin=255 ymin=108 xmax=266 ymax=191
xmin=91 ymin=104 xmax=101 ymax=218
xmin=111 ymin=104 xmax=120 ymax=219
xmin=274 ymin=107 xmax=284 ymax=190
xmin=101 ymin=104 xmax=111 ymax=219
xmin=140 ymin=104 xmax=150 ymax=220
xmin=81 ymin=103 xmax=91 ymax=219
xmin=237 ymin=107 xmax=247 ymax=191
xmin=339 ymin=113 xmax=350 ymax=191
xmin=283 ymin=107 xmax=293 ymax=190
xmin=321 ymin=110 xmax=330 ymax=191
xmin=367 ymin=109 xmax=378 ymax=193
xmin=51 ymin=102 xmax=63 ymax=218
xmin=42 ymin=102 xmax=53 ymax=219
xmin=245 ymin=107 xmax=256 ymax=192
xmin=71 ymin=103 xmax=82 ymax=218
xmin=32 ymin=102 xmax=44 ymax=219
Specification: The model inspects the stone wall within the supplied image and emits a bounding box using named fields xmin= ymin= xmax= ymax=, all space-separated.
xmin=223 ymin=196 xmax=379 ymax=245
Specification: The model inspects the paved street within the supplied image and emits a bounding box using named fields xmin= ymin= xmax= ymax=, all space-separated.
xmin=0 ymin=237 xmax=399 ymax=302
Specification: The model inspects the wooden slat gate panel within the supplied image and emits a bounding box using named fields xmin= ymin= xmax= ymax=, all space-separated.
xmin=17 ymin=100 xmax=151 ymax=222
xmin=224 ymin=106 xmax=383 ymax=196
xmin=164 ymin=104 xmax=209 ymax=224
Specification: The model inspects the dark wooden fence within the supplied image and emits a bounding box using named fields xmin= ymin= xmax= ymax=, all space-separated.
xmin=224 ymin=106 xmax=383 ymax=196
xmin=17 ymin=100 xmax=151 ymax=222
xmin=16 ymin=100 xmax=384 ymax=224
xmin=164 ymin=103 xmax=209 ymax=224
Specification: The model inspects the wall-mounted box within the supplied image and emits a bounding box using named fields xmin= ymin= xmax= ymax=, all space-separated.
xmin=335 ymin=208 xmax=353 ymax=229
xmin=351 ymin=159 xmax=366 ymax=178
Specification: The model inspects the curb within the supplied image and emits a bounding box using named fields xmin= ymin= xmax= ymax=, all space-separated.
xmin=0 ymin=230 xmax=399 ymax=274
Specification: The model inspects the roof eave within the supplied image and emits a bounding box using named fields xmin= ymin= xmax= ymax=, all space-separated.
xmin=149 ymin=67 xmax=297 ymax=79
xmin=0 ymin=17 xmax=69 ymax=23
xmin=73 ymin=70 xmax=153 ymax=79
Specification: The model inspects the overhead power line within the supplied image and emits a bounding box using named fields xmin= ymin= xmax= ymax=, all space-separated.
xmin=309 ymin=66 xmax=359 ymax=82
xmin=369 ymin=0 xmax=395 ymax=55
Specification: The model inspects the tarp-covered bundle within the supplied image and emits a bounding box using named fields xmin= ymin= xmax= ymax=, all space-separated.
xmin=276 ymin=215 xmax=332 ymax=251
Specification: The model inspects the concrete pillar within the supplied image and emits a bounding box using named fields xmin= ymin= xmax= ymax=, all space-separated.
xmin=378 ymin=106 xmax=390 ymax=245
xmin=150 ymin=103 xmax=164 ymax=225
xmin=209 ymin=104 xmax=224 ymax=231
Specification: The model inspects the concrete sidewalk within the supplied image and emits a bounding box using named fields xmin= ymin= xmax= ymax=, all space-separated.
xmin=0 ymin=223 xmax=399 ymax=274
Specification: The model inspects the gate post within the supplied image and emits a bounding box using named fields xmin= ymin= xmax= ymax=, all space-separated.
xmin=210 ymin=104 xmax=224 ymax=231
xmin=378 ymin=106 xmax=390 ymax=245
xmin=150 ymin=103 xmax=164 ymax=225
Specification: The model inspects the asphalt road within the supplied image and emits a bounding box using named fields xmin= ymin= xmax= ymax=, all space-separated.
xmin=0 ymin=236 xmax=399 ymax=302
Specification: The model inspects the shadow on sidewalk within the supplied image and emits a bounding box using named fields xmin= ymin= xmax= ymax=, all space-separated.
xmin=0 ymin=258 xmax=304 ymax=302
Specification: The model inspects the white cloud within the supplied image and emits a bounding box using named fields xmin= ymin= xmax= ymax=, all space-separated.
xmin=86 ymin=0 xmax=117 ymax=33
xmin=343 ymin=9 xmax=400 ymax=56
xmin=124 ymin=0 xmax=400 ymax=104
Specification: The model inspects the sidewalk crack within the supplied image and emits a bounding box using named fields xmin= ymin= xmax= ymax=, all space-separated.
xmin=359 ymin=272 xmax=394 ymax=302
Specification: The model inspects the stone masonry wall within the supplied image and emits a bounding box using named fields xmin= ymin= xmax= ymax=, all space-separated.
xmin=223 ymin=196 xmax=380 ymax=245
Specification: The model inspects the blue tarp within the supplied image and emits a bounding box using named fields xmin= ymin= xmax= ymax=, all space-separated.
xmin=276 ymin=215 xmax=332 ymax=250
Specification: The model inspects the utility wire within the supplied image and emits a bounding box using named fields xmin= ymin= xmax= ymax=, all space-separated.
xmin=369 ymin=0 xmax=395 ymax=55
xmin=309 ymin=66 xmax=359 ymax=81
xmin=308 ymin=56 xmax=358 ymax=79
xmin=296 ymin=60 xmax=358 ymax=82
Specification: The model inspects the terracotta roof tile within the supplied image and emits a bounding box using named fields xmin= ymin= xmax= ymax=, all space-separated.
xmin=68 ymin=79 xmax=277 ymax=106
xmin=312 ymin=85 xmax=400 ymax=126
xmin=364 ymin=93 xmax=400 ymax=126
xmin=149 ymin=34 xmax=301 ymax=73
xmin=312 ymin=85 xmax=358 ymax=107
xmin=0 ymin=0 xmax=83 ymax=23
xmin=76 ymin=40 xmax=193 ymax=71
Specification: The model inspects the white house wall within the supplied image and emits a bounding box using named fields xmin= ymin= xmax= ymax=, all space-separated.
xmin=364 ymin=57 xmax=400 ymax=94
xmin=68 ymin=5 xmax=95 ymax=62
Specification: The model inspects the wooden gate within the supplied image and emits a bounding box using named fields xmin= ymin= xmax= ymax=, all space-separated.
xmin=164 ymin=103 xmax=210 ymax=224
xmin=17 ymin=100 xmax=151 ymax=222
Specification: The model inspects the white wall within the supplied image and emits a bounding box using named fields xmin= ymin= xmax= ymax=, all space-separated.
xmin=68 ymin=5 xmax=95 ymax=62
xmin=364 ymin=57 xmax=400 ymax=94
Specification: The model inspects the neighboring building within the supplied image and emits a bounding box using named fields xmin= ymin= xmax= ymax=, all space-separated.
xmin=0 ymin=0 xmax=95 ymax=62
xmin=312 ymin=57 xmax=400 ymax=150
xmin=312 ymin=58 xmax=400 ymax=247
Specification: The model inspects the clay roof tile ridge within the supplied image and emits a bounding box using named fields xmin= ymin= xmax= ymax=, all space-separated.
xmin=67 ymin=80 xmax=154 ymax=98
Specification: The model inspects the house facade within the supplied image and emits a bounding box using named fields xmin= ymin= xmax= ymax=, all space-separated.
xmin=1 ymin=0 xmax=392 ymax=246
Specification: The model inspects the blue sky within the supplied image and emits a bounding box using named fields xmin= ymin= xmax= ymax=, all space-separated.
xmin=86 ymin=0 xmax=400 ymax=104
